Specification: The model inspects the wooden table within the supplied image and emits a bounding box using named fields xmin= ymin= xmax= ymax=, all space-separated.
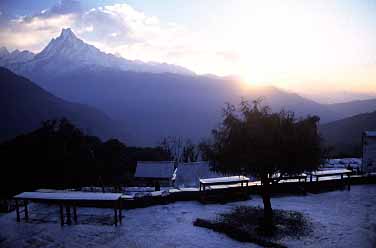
xmin=306 ymin=169 xmax=352 ymax=190
xmin=199 ymin=176 xmax=250 ymax=191
xmin=13 ymin=192 xmax=123 ymax=226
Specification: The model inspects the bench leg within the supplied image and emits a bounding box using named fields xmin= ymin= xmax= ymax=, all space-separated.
xmin=15 ymin=199 xmax=20 ymax=222
xmin=59 ymin=204 xmax=64 ymax=226
xmin=24 ymin=200 xmax=29 ymax=222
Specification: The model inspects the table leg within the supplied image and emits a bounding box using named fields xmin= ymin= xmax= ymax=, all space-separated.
xmin=24 ymin=200 xmax=29 ymax=222
xmin=15 ymin=199 xmax=20 ymax=222
xmin=118 ymin=200 xmax=122 ymax=224
xmin=340 ymin=174 xmax=344 ymax=189
xmin=66 ymin=205 xmax=71 ymax=225
xmin=114 ymin=203 xmax=118 ymax=226
xmin=73 ymin=204 xmax=77 ymax=224
xmin=347 ymin=173 xmax=351 ymax=191
xmin=59 ymin=204 xmax=64 ymax=226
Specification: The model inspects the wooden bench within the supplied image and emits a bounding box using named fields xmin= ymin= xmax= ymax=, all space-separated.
xmin=13 ymin=192 xmax=123 ymax=226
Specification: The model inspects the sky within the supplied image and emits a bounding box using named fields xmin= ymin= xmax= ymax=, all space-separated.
xmin=0 ymin=0 xmax=375 ymax=96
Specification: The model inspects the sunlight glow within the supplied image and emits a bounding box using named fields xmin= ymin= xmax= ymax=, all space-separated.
xmin=203 ymin=1 xmax=375 ymax=91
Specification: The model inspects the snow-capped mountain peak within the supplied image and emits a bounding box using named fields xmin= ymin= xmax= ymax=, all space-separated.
xmin=0 ymin=47 xmax=10 ymax=57
xmin=4 ymin=28 xmax=194 ymax=75
xmin=60 ymin=28 xmax=76 ymax=40
xmin=36 ymin=28 xmax=91 ymax=60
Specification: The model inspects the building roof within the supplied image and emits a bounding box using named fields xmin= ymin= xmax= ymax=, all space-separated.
xmin=364 ymin=131 xmax=376 ymax=137
xmin=134 ymin=161 xmax=175 ymax=179
xmin=175 ymin=161 xmax=223 ymax=187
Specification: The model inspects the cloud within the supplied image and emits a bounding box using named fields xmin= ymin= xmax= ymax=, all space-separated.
xmin=0 ymin=1 xmax=231 ymax=75
xmin=49 ymin=0 xmax=81 ymax=15
xmin=0 ymin=14 xmax=76 ymax=51
xmin=0 ymin=0 xmax=80 ymax=51
xmin=75 ymin=3 xmax=232 ymax=74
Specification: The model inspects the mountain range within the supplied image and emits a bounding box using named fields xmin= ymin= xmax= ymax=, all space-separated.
xmin=1 ymin=28 xmax=375 ymax=148
xmin=320 ymin=111 xmax=376 ymax=155
xmin=0 ymin=47 xmax=34 ymax=65
xmin=1 ymin=28 xmax=193 ymax=78
xmin=326 ymin=99 xmax=376 ymax=118
xmin=0 ymin=67 xmax=126 ymax=142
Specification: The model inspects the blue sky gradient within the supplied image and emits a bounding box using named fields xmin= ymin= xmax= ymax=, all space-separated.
xmin=0 ymin=0 xmax=375 ymax=93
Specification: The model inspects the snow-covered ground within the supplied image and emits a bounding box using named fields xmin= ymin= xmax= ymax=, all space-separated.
xmin=0 ymin=185 xmax=375 ymax=248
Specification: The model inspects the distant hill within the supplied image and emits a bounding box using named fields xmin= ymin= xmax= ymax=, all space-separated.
xmin=0 ymin=67 xmax=126 ymax=142
xmin=326 ymin=99 xmax=376 ymax=118
xmin=320 ymin=111 xmax=376 ymax=156
xmin=301 ymin=91 xmax=376 ymax=105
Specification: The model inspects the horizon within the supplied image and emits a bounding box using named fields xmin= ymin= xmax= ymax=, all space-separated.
xmin=0 ymin=0 xmax=375 ymax=99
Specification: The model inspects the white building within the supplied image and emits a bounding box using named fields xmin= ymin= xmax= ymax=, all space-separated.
xmin=175 ymin=161 xmax=223 ymax=188
xmin=134 ymin=161 xmax=176 ymax=188
xmin=362 ymin=131 xmax=376 ymax=173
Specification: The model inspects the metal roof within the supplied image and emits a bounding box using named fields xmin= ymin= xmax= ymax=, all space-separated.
xmin=134 ymin=161 xmax=175 ymax=179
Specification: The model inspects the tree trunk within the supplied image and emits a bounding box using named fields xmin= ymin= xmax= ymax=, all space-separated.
xmin=261 ymin=175 xmax=273 ymax=232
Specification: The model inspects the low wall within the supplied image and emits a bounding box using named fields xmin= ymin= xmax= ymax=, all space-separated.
xmin=121 ymin=175 xmax=376 ymax=209
xmin=3 ymin=175 xmax=376 ymax=212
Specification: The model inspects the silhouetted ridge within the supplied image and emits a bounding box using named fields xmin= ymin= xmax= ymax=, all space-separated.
xmin=0 ymin=67 xmax=126 ymax=142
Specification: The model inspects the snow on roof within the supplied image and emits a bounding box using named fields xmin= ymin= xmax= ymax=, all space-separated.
xmin=14 ymin=192 xmax=122 ymax=201
xmin=364 ymin=131 xmax=376 ymax=137
xmin=134 ymin=161 xmax=175 ymax=179
xmin=175 ymin=161 xmax=223 ymax=187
